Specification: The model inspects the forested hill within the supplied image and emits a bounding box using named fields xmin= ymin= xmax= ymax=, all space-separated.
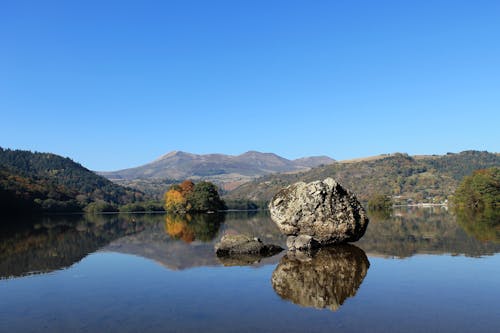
xmin=225 ymin=151 xmax=500 ymax=204
xmin=0 ymin=147 xmax=144 ymax=213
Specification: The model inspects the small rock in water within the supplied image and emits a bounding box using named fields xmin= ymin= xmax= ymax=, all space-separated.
xmin=269 ymin=178 xmax=369 ymax=247
xmin=215 ymin=234 xmax=283 ymax=256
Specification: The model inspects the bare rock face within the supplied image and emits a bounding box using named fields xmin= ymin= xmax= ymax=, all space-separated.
xmin=271 ymin=244 xmax=370 ymax=311
xmin=215 ymin=234 xmax=283 ymax=256
xmin=269 ymin=178 xmax=369 ymax=246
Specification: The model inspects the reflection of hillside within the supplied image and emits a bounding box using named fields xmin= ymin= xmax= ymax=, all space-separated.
xmin=357 ymin=208 xmax=500 ymax=257
xmin=105 ymin=216 xmax=219 ymax=270
xmin=456 ymin=209 xmax=500 ymax=243
xmin=222 ymin=211 xmax=287 ymax=247
xmin=0 ymin=215 xmax=145 ymax=279
xmin=271 ymin=245 xmax=369 ymax=311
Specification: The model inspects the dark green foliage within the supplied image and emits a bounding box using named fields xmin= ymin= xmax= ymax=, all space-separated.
xmin=453 ymin=167 xmax=500 ymax=209
xmin=425 ymin=151 xmax=500 ymax=181
xmin=0 ymin=147 xmax=144 ymax=214
xmin=118 ymin=203 xmax=146 ymax=212
xmin=187 ymin=181 xmax=227 ymax=212
xmin=84 ymin=201 xmax=119 ymax=214
xmin=224 ymin=199 xmax=267 ymax=210
xmin=367 ymin=194 xmax=393 ymax=211
xmin=0 ymin=166 xmax=80 ymax=213
xmin=141 ymin=201 xmax=166 ymax=212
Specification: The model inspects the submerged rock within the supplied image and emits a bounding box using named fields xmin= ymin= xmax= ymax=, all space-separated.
xmin=271 ymin=244 xmax=370 ymax=311
xmin=269 ymin=178 xmax=369 ymax=246
xmin=215 ymin=234 xmax=283 ymax=256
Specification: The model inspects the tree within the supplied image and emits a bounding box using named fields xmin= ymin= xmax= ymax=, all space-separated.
xmin=367 ymin=194 xmax=393 ymax=211
xmin=163 ymin=180 xmax=226 ymax=213
xmin=164 ymin=187 xmax=188 ymax=213
xmin=453 ymin=168 xmax=500 ymax=209
xmin=187 ymin=181 xmax=226 ymax=212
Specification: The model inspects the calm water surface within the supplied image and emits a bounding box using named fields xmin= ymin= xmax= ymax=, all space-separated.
xmin=1 ymin=208 xmax=499 ymax=332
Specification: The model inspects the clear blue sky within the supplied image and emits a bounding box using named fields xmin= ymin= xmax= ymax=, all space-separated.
xmin=1 ymin=0 xmax=499 ymax=171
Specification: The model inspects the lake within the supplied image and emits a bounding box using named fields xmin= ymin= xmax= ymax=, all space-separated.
xmin=1 ymin=208 xmax=499 ymax=332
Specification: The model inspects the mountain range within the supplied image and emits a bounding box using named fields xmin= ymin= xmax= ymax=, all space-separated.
xmin=98 ymin=150 xmax=335 ymax=192
xmin=2 ymin=146 xmax=499 ymax=213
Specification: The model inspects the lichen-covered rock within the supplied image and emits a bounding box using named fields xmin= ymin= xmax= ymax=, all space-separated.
xmin=271 ymin=244 xmax=370 ymax=311
xmin=286 ymin=235 xmax=320 ymax=251
xmin=269 ymin=178 xmax=369 ymax=246
xmin=215 ymin=234 xmax=283 ymax=256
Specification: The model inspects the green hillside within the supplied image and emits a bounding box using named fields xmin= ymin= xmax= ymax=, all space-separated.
xmin=225 ymin=151 xmax=500 ymax=205
xmin=0 ymin=147 xmax=144 ymax=213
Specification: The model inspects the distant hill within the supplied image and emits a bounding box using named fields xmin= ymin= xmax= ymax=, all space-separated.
xmin=99 ymin=150 xmax=335 ymax=179
xmin=225 ymin=151 xmax=500 ymax=205
xmin=98 ymin=151 xmax=335 ymax=197
xmin=0 ymin=147 xmax=144 ymax=213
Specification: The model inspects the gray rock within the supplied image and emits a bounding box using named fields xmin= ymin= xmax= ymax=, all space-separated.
xmin=269 ymin=178 xmax=369 ymax=246
xmin=215 ymin=234 xmax=283 ymax=256
xmin=286 ymin=235 xmax=320 ymax=251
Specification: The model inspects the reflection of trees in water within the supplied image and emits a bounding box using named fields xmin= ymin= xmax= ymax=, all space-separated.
xmin=272 ymin=245 xmax=369 ymax=311
xmin=0 ymin=214 xmax=147 ymax=279
xmin=356 ymin=208 xmax=500 ymax=257
xmin=164 ymin=213 xmax=224 ymax=243
xmin=455 ymin=209 xmax=500 ymax=243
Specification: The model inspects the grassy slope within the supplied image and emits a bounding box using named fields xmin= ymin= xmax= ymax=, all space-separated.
xmin=225 ymin=151 xmax=500 ymax=204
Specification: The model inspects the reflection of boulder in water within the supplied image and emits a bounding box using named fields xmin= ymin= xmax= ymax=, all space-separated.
xmin=217 ymin=253 xmax=279 ymax=267
xmin=164 ymin=213 xmax=223 ymax=243
xmin=271 ymin=244 xmax=369 ymax=311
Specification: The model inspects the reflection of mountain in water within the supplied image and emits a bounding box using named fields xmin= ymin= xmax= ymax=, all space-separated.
xmin=357 ymin=208 xmax=500 ymax=258
xmin=222 ymin=211 xmax=287 ymax=247
xmin=271 ymin=245 xmax=369 ymax=311
xmin=104 ymin=212 xmax=284 ymax=270
xmin=2 ymin=209 xmax=499 ymax=279
xmin=0 ymin=214 xmax=146 ymax=279
xmin=104 ymin=215 xmax=220 ymax=270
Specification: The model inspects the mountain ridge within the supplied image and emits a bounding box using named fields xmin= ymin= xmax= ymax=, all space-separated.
xmin=225 ymin=150 xmax=500 ymax=204
xmin=98 ymin=150 xmax=336 ymax=180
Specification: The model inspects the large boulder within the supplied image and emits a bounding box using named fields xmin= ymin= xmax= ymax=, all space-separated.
xmin=268 ymin=178 xmax=369 ymax=246
xmin=215 ymin=234 xmax=283 ymax=256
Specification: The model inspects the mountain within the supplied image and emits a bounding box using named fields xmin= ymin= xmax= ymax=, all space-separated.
xmin=225 ymin=151 xmax=500 ymax=204
xmin=0 ymin=147 xmax=144 ymax=213
xmin=293 ymin=156 xmax=337 ymax=168
xmin=99 ymin=150 xmax=335 ymax=180
xmin=98 ymin=151 xmax=335 ymax=197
